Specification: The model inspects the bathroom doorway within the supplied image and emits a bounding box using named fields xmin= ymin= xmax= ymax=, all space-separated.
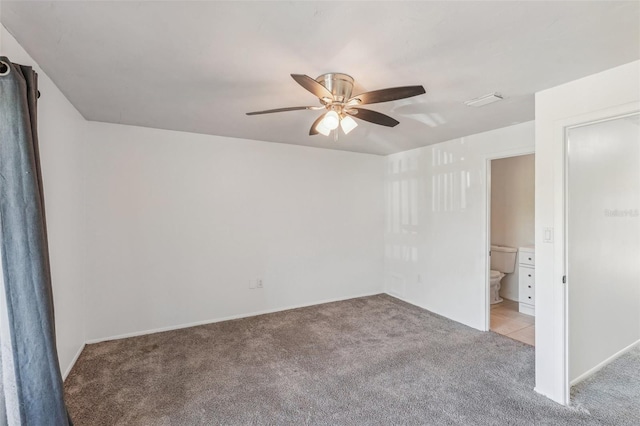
xmin=487 ymin=153 xmax=535 ymax=345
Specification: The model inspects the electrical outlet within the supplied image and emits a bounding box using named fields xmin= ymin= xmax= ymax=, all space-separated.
xmin=256 ymin=279 xmax=263 ymax=288
xmin=249 ymin=279 xmax=256 ymax=289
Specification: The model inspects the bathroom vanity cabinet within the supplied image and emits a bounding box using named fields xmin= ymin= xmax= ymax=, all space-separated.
xmin=518 ymin=246 xmax=535 ymax=316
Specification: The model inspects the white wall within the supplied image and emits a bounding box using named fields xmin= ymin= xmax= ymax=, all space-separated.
xmin=384 ymin=122 xmax=534 ymax=330
xmin=1 ymin=27 xmax=88 ymax=377
xmin=1 ymin=26 xmax=385 ymax=373
xmin=491 ymin=154 xmax=535 ymax=301
xmin=535 ymin=60 xmax=640 ymax=404
xmin=83 ymin=123 xmax=385 ymax=341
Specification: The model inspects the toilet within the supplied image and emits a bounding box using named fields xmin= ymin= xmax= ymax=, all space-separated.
xmin=490 ymin=245 xmax=517 ymax=304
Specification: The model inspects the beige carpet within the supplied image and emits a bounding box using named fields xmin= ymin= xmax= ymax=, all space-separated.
xmin=64 ymin=294 xmax=637 ymax=425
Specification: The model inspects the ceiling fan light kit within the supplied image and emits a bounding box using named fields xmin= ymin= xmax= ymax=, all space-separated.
xmin=340 ymin=115 xmax=358 ymax=135
xmin=314 ymin=119 xmax=330 ymax=136
xmin=322 ymin=110 xmax=340 ymax=130
xmin=247 ymin=73 xmax=426 ymax=138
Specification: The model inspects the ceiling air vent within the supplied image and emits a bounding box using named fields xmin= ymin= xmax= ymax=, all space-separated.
xmin=464 ymin=93 xmax=503 ymax=107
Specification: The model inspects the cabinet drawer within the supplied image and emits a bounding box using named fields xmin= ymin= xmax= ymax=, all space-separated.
xmin=519 ymin=267 xmax=535 ymax=285
xmin=519 ymin=251 xmax=535 ymax=266
xmin=521 ymin=285 xmax=535 ymax=304
xmin=519 ymin=266 xmax=535 ymax=305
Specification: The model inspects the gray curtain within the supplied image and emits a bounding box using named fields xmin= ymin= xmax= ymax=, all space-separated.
xmin=0 ymin=57 xmax=71 ymax=425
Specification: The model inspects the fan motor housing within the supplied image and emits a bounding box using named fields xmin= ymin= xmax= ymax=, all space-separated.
xmin=316 ymin=73 xmax=354 ymax=102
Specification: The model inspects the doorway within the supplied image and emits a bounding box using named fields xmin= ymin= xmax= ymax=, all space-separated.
xmin=566 ymin=112 xmax=640 ymax=388
xmin=487 ymin=154 xmax=535 ymax=345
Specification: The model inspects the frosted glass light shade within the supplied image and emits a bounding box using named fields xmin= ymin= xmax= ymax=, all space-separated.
xmin=322 ymin=111 xmax=340 ymax=130
xmin=315 ymin=119 xmax=331 ymax=136
xmin=340 ymin=115 xmax=358 ymax=134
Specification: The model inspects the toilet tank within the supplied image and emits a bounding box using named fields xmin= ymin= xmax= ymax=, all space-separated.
xmin=490 ymin=245 xmax=517 ymax=273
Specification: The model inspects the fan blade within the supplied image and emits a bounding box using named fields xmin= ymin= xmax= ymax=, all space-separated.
xmin=309 ymin=113 xmax=326 ymax=135
xmin=346 ymin=108 xmax=399 ymax=127
xmin=349 ymin=85 xmax=426 ymax=105
xmin=291 ymin=74 xmax=333 ymax=100
xmin=246 ymin=106 xmax=317 ymax=115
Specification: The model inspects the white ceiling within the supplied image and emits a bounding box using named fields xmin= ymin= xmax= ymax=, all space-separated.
xmin=3 ymin=1 xmax=639 ymax=155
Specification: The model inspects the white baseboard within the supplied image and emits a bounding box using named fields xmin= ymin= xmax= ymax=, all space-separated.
xmin=62 ymin=343 xmax=85 ymax=380
xmin=570 ymin=339 xmax=640 ymax=386
xmin=384 ymin=292 xmax=426 ymax=309
xmin=384 ymin=292 xmax=484 ymax=331
xmin=534 ymin=386 xmax=567 ymax=406
xmin=518 ymin=303 xmax=535 ymax=316
xmin=85 ymin=292 xmax=383 ymax=344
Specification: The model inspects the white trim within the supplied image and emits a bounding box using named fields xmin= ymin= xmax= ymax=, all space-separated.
xmin=62 ymin=343 xmax=85 ymax=380
xmin=383 ymin=292 xmax=463 ymax=325
xmin=569 ymin=339 xmax=640 ymax=386
xmin=484 ymin=160 xmax=492 ymax=332
xmin=85 ymin=292 xmax=382 ymax=344
xmin=518 ymin=303 xmax=535 ymax=316
xmin=533 ymin=386 xmax=557 ymax=402
xmin=384 ymin=292 xmax=429 ymax=311
xmin=481 ymin=147 xmax=536 ymax=162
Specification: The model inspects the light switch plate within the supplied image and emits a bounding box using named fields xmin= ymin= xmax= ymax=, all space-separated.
xmin=543 ymin=227 xmax=554 ymax=243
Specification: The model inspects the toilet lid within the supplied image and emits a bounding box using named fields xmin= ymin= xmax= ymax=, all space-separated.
xmin=490 ymin=270 xmax=502 ymax=279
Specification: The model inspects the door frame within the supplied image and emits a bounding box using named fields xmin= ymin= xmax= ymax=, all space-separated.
xmin=562 ymin=104 xmax=640 ymax=402
xmin=484 ymin=148 xmax=535 ymax=331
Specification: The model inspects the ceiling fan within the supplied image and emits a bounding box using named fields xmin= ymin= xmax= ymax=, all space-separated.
xmin=246 ymin=73 xmax=426 ymax=136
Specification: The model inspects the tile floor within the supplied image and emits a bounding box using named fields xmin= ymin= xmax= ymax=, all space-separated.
xmin=490 ymin=299 xmax=535 ymax=346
